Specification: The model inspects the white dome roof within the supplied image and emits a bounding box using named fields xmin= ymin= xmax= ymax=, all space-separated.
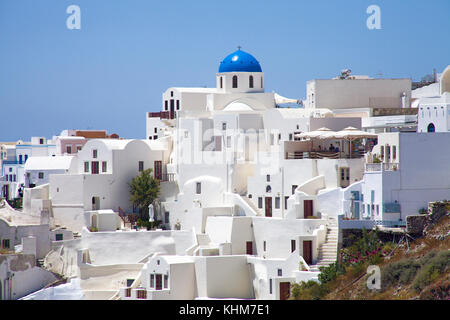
xmin=223 ymin=101 xmax=253 ymax=112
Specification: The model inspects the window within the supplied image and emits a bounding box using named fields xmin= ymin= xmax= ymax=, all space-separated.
xmin=220 ymin=77 xmax=223 ymax=88
xmin=266 ymin=185 xmax=271 ymax=193
xmin=261 ymin=77 xmax=263 ymax=88
xmin=291 ymin=239 xmax=296 ymax=252
xmin=371 ymin=190 xmax=375 ymax=202
xmin=25 ymin=155 xmax=28 ymax=162
xmin=157 ymin=260 xmax=160 ymax=265
xmin=165 ymin=212 xmax=170 ymax=223
xmin=285 ymin=196 xmax=289 ymax=210
xmin=102 ymin=161 xmax=107 ymax=173
xmin=176 ymin=100 xmax=180 ymax=110
xmin=77 ymin=145 xmax=82 ymax=151
xmin=19 ymin=155 xmax=23 ymax=164
xmin=196 ymin=182 xmax=201 ymax=194
xmin=38 ymin=172 xmax=44 ymax=179
xmin=164 ymin=275 xmax=168 ymax=289
xmin=376 ymin=205 xmax=380 ymax=215
xmin=55 ymin=234 xmax=63 ymax=241
xmin=92 ymin=149 xmax=98 ymax=158
xmin=153 ymin=135 xmax=158 ymax=140
xmin=165 ymin=100 xmax=168 ymax=111
xmin=275 ymin=197 xmax=280 ymax=209
xmin=2 ymin=239 xmax=10 ymax=249
xmin=263 ymin=241 xmax=266 ymax=251
xmin=258 ymin=197 xmax=263 ymax=209
xmin=84 ymin=162 xmax=89 ymax=173
xmin=13 ymin=175 xmax=16 ymax=182
xmin=380 ymin=146 xmax=384 ymax=160
xmin=392 ymin=146 xmax=397 ymax=160
xmin=269 ymin=279 xmax=272 ymax=294
xmin=266 ymin=175 xmax=270 ymax=182
xmin=150 ymin=274 xmax=155 ymax=288
xmin=66 ymin=145 xmax=72 ymax=154
xmin=138 ymin=161 xmax=144 ymax=172
xmin=249 ymin=75 xmax=254 ymax=88
xmin=232 ymin=75 xmax=238 ymax=88
xmin=39 ymin=138 xmax=44 ymax=145
xmin=170 ymin=91 xmax=173 ymax=97
xmin=222 ymin=122 xmax=227 ymax=130
xmin=292 ymin=185 xmax=298 ymax=194
xmin=289 ymin=133 xmax=293 ymax=141
xmin=277 ymin=269 xmax=282 ymax=277
xmin=154 ymin=128 xmax=158 ymax=133
xmin=386 ymin=145 xmax=391 ymax=160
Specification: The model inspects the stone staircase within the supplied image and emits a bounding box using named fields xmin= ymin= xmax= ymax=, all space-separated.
xmin=309 ymin=218 xmax=339 ymax=272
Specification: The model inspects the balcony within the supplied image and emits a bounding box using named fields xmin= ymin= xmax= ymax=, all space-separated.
xmin=148 ymin=111 xmax=176 ymax=120
xmin=286 ymin=150 xmax=364 ymax=160
xmin=365 ymin=163 xmax=399 ymax=172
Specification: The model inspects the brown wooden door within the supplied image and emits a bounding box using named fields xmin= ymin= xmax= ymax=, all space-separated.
xmin=303 ymin=240 xmax=313 ymax=265
xmin=279 ymin=282 xmax=291 ymax=300
xmin=155 ymin=274 xmax=162 ymax=290
xmin=304 ymin=200 xmax=313 ymax=218
xmin=91 ymin=161 xmax=99 ymax=174
xmin=265 ymin=197 xmax=272 ymax=217
xmin=246 ymin=241 xmax=253 ymax=255
xmin=154 ymin=161 xmax=162 ymax=180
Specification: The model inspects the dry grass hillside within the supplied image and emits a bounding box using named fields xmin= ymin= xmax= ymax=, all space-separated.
xmin=291 ymin=209 xmax=449 ymax=300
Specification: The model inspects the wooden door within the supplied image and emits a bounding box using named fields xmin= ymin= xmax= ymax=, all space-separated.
xmin=246 ymin=241 xmax=253 ymax=255
xmin=303 ymin=240 xmax=313 ymax=265
xmin=279 ymin=282 xmax=291 ymax=300
xmin=155 ymin=274 xmax=162 ymax=290
xmin=265 ymin=197 xmax=272 ymax=217
xmin=91 ymin=161 xmax=99 ymax=174
xmin=170 ymin=99 xmax=175 ymax=119
xmin=154 ymin=161 xmax=162 ymax=180
xmin=304 ymin=200 xmax=313 ymax=218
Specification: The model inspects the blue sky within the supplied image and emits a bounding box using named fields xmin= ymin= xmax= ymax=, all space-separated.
xmin=0 ymin=0 xmax=449 ymax=141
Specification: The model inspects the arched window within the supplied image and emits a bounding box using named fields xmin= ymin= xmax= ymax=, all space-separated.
xmin=266 ymin=185 xmax=271 ymax=193
xmin=232 ymin=75 xmax=238 ymax=88
xmin=249 ymin=76 xmax=254 ymax=88
xmin=220 ymin=77 xmax=223 ymax=89
xmin=427 ymin=123 xmax=435 ymax=132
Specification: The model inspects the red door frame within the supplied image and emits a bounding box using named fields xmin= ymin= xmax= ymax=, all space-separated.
xmin=303 ymin=240 xmax=313 ymax=265
xmin=246 ymin=241 xmax=253 ymax=255
xmin=304 ymin=200 xmax=313 ymax=218
xmin=265 ymin=197 xmax=272 ymax=217
xmin=155 ymin=274 xmax=162 ymax=290
xmin=154 ymin=161 xmax=162 ymax=180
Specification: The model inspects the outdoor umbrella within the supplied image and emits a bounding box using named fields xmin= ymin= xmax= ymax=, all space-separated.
xmin=334 ymin=127 xmax=378 ymax=158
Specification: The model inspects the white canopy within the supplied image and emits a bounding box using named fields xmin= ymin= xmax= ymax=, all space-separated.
xmin=333 ymin=127 xmax=378 ymax=140
xmin=295 ymin=127 xmax=333 ymax=139
xmin=274 ymin=93 xmax=299 ymax=104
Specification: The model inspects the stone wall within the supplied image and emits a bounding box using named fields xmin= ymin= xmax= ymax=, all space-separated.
xmin=406 ymin=201 xmax=450 ymax=236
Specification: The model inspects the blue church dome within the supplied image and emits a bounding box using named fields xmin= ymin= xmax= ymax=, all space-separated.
xmin=218 ymin=49 xmax=262 ymax=73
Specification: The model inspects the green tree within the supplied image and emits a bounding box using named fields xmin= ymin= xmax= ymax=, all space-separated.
xmin=129 ymin=168 xmax=160 ymax=221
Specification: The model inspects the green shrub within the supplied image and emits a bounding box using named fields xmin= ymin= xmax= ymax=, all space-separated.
xmin=318 ymin=262 xmax=346 ymax=284
xmin=290 ymin=280 xmax=327 ymax=300
xmin=381 ymin=258 xmax=421 ymax=289
xmin=413 ymin=251 xmax=450 ymax=292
